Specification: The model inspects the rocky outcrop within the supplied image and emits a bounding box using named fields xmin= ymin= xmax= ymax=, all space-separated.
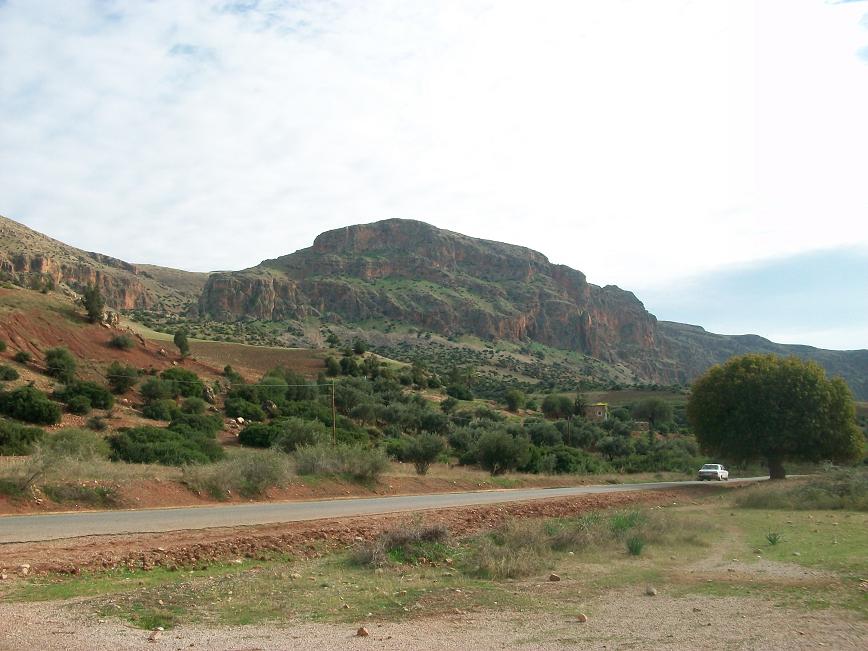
xmin=198 ymin=219 xmax=663 ymax=368
xmin=0 ymin=214 xmax=205 ymax=312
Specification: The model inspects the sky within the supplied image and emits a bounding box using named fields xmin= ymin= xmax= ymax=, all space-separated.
xmin=1 ymin=0 xmax=866 ymax=350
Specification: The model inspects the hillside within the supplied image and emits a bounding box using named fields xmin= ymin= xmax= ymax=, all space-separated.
xmin=0 ymin=214 xmax=206 ymax=313
xmin=1 ymin=215 xmax=866 ymax=397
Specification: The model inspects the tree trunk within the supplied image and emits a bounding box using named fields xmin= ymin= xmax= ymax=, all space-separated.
xmin=767 ymin=456 xmax=786 ymax=480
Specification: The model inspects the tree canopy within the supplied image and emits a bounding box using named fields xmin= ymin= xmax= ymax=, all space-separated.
xmin=82 ymin=284 xmax=104 ymax=323
xmin=687 ymin=354 xmax=863 ymax=479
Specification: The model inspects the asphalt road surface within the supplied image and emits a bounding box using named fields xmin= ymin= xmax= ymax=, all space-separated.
xmin=0 ymin=478 xmax=766 ymax=543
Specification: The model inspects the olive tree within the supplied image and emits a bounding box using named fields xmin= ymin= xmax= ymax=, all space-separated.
xmin=687 ymin=354 xmax=862 ymax=479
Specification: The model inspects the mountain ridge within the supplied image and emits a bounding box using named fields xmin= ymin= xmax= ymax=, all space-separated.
xmin=1 ymin=214 xmax=865 ymax=397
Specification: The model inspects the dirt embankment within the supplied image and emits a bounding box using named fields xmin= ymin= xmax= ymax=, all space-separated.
xmin=0 ymin=487 xmax=712 ymax=575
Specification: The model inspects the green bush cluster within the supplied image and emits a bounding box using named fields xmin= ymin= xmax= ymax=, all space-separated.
xmin=54 ymin=381 xmax=115 ymax=413
xmin=0 ymin=386 xmax=62 ymax=424
xmin=108 ymin=334 xmax=136 ymax=350
xmin=0 ymin=365 xmax=20 ymax=381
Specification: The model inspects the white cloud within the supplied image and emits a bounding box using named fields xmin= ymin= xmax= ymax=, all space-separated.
xmin=1 ymin=0 xmax=866 ymax=299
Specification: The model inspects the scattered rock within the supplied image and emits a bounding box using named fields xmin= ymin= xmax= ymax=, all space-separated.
xmin=549 ymin=573 xmax=561 ymax=582
xmin=290 ymin=573 xmax=302 ymax=580
xmin=343 ymin=603 xmax=350 ymax=609
xmin=356 ymin=627 xmax=369 ymax=637
xmin=148 ymin=630 xmax=161 ymax=642
xmin=18 ymin=564 xmax=30 ymax=577
xmin=645 ymin=586 xmax=657 ymax=596
xmin=236 ymin=417 xmax=245 ymax=425
xmin=576 ymin=613 xmax=588 ymax=623
xmin=203 ymin=385 xmax=216 ymax=404
xmin=0 ymin=572 xmax=7 ymax=580
xmin=793 ymin=552 xmax=801 ymax=557
xmin=692 ymin=607 xmax=702 ymax=613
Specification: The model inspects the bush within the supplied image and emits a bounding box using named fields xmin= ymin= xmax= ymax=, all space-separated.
xmin=42 ymin=483 xmax=117 ymax=507
xmin=474 ymin=430 xmax=531 ymax=475
xmin=66 ymin=394 xmax=92 ymax=415
xmin=405 ymin=433 xmax=446 ymax=475
xmin=238 ymin=423 xmax=279 ymax=448
xmin=504 ymin=389 xmax=525 ymax=412
xmin=168 ymin=412 xmax=222 ymax=437
xmin=108 ymin=334 xmax=136 ymax=350
xmin=541 ymin=394 xmax=574 ymax=419
xmin=86 ymin=416 xmax=108 ymax=431
xmin=183 ymin=449 xmax=290 ymax=499
xmin=0 ymin=340 xmax=6 ymax=352
xmin=109 ymin=426 xmax=224 ymax=465
xmin=141 ymin=399 xmax=180 ymax=421
xmin=446 ymin=384 xmax=473 ymax=400
xmin=351 ymin=521 xmax=451 ymax=567
xmin=180 ymin=397 xmax=207 ymax=415
xmin=271 ymin=418 xmax=330 ymax=452
xmin=0 ymin=386 xmax=62 ymax=424
xmin=0 ymin=419 xmax=45 ymax=454
xmin=160 ymin=367 xmax=204 ymax=398
xmin=55 ymin=381 xmax=115 ymax=410
xmin=224 ymin=396 xmax=266 ymax=422
xmin=0 ymin=365 xmax=19 ymax=381
xmin=13 ymin=351 xmax=31 ymax=364
xmin=294 ymin=443 xmax=388 ymax=482
xmin=106 ymin=361 xmax=138 ymax=394
xmin=45 ymin=347 xmax=77 ymax=383
xmin=626 ymin=535 xmax=645 ymax=556
xmin=140 ymin=377 xmax=176 ymax=402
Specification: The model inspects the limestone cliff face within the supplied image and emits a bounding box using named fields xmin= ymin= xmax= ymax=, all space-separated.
xmin=198 ymin=219 xmax=664 ymax=369
xmin=0 ymin=215 xmax=206 ymax=311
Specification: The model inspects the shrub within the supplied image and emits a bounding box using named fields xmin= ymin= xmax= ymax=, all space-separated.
xmin=109 ymin=426 xmax=224 ymax=465
xmin=86 ymin=416 xmax=108 ymax=431
xmin=238 ymin=423 xmax=280 ymax=448
xmin=168 ymin=412 xmax=222 ymax=437
xmin=183 ymin=449 xmax=290 ymax=499
xmin=141 ymin=399 xmax=179 ymax=421
xmin=0 ymin=340 xmax=6 ymax=352
xmin=294 ymin=443 xmax=388 ymax=482
xmin=224 ymin=396 xmax=265 ymax=422
xmin=108 ymin=334 xmax=135 ymax=350
xmin=55 ymin=381 xmax=115 ymax=410
xmin=106 ymin=361 xmax=138 ymax=394
xmin=140 ymin=377 xmax=176 ymax=402
xmin=446 ymin=384 xmax=473 ymax=400
xmin=66 ymin=394 xmax=92 ymax=415
xmin=0 ymin=365 xmax=19 ymax=381
xmin=474 ymin=430 xmax=531 ymax=475
xmin=271 ymin=418 xmax=330 ymax=452
xmin=0 ymin=386 xmax=62 ymax=424
xmin=223 ymin=365 xmax=244 ymax=384
xmin=174 ymin=330 xmax=190 ymax=357
xmin=14 ymin=351 xmax=32 ymax=364
xmin=766 ymin=531 xmax=782 ymax=545
xmin=0 ymin=419 xmax=45 ymax=454
xmin=405 ymin=433 xmax=446 ymax=475
xmin=160 ymin=367 xmax=204 ymax=398
xmin=180 ymin=397 xmax=207 ymax=415
xmin=45 ymin=347 xmax=77 ymax=383
xmin=467 ymin=519 xmax=550 ymax=579
xmin=504 ymin=389 xmax=525 ymax=412
xmin=351 ymin=521 xmax=451 ymax=567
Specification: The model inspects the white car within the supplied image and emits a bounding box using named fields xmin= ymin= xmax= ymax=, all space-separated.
xmin=697 ymin=463 xmax=729 ymax=481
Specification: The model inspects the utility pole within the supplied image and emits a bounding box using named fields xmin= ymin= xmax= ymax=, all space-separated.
xmin=331 ymin=379 xmax=337 ymax=446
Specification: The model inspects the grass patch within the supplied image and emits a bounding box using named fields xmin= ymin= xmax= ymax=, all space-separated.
xmin=41 ymin=483 xmax=118 ymax=507
xmin=182 ymin=449 xmax=291 ymax=499
xmin=350 ymin=521 xmax=453 ymax=567
xmin=736 ymin=469 xmax=868 ymax=511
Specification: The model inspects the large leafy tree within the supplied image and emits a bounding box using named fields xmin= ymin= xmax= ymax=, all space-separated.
xmin=687 ymin=354 xmax=863 ymax=479
xmin=82 ymin=284 xmax=104 ymax=323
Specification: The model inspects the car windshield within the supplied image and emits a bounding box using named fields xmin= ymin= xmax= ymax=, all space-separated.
xmin=701 ymin=464 xmax=719 ymax=470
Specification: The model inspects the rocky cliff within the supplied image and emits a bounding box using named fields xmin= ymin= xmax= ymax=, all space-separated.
xmin=0 ymin=215 xmax=206 ymax=312
xmin=199 ymin=220 xmax=667 ymax=376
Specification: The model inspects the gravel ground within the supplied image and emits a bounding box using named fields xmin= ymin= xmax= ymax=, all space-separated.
xmin=1 ymin=591 xmax=865 ymax=650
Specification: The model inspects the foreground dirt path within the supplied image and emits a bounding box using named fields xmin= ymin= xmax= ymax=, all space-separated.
xmin=2 ymin=590 xmax=865 ymax=650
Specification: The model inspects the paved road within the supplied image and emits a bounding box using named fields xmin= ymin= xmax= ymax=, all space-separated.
xmin=0 ymin=478 xmax=766 ymax=543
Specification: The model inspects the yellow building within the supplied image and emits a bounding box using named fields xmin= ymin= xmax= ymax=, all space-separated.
xmin=586 ymin=402 xmax=609 ymax=422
